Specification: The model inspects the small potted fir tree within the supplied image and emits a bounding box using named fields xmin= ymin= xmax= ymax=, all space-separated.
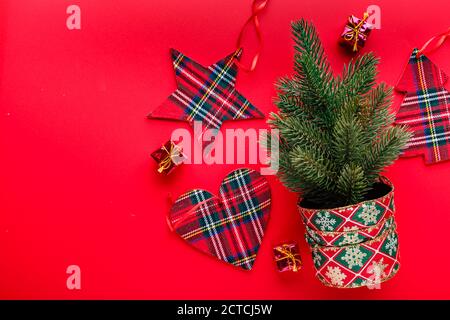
xmin=268 ymin=20 xmax=411 ymax=288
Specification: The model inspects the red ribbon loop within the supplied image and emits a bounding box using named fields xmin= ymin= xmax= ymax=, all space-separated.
xmin=417 ymin=27 xmax=450 ymax=57
xmin=234 ymin=0 xmax=269 ymax=72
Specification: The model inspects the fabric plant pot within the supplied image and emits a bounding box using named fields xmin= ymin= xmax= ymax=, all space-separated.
xmin=298 ymin=177 xmax=400 ymax=288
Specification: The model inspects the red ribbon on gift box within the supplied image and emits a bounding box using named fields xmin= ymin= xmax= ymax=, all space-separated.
xmin=342 ymin=12 xmax=371 ymax=52
xmin=274 ymin=243 xmax=302 ymax=272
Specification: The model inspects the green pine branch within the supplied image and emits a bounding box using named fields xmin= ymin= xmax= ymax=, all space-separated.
xmin=268 ymin=19 xmax=411 ymax=208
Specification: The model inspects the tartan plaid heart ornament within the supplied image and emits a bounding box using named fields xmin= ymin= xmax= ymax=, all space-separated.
xmin=168 ymin=168 xmax=271 ymax=270
xmin=395 ymin=48 xmax=450 ymax=164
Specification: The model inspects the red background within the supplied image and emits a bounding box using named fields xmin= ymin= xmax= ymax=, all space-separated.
xmin=1 ymin=0 xmax=450 ymax=299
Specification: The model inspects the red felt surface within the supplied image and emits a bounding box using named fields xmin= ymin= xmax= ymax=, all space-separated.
xmin=1 ymin=0 xmax=450 ymax=299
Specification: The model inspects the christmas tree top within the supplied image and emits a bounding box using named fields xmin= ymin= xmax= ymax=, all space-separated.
xmin=269 ymin=19 xmax=411 ymax=208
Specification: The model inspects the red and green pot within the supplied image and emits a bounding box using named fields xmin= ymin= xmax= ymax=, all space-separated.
xmin=298 ymin=177 xmax=400 ymax=288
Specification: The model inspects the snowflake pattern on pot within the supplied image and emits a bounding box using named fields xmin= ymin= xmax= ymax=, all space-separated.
xmin=306 ymin=227 xmax=326 ymax=245
xmin=300 ymin=185 xmax=393 ymax=233
xmin=311 ymin=228 xmax=400 ymax=288
xmin=325 ymin=266 xmax=347 ymax=286
xmin=382 ymin=232 xmax=398 ymax=257
xmin=365 ymin=258 xmax=388 ymax=289
xmin=305 ymin=217 xmax=396 ymax=248
xmin=357 ymin=203 xmax=381 ymax=225
xmin=313 ymin=251 xmax=323 ymax=267
xmin=341 ymin=246 xmax=368 ymax=269
xmin=313 ymin=212 xmax=339 ymax=231
xmin=312 ymin=250 xmax=327 ymax=269
xmin=370 ymin=258 xmax=388 ymax=278
xmin=298 ymin=177 xmax=401 ymax=288
xmin=383 ymin=216 xmax=394 ymax=230
xmin=339 ymin=230 xmax=361 ymax=245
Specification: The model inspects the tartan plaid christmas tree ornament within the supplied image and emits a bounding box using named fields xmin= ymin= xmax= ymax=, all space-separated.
xmin=167 ymin=168 xmax=271 ymax=270
xmin=148 ymin=49 xmax=265 ymax=149
xmin=394 ymin=48 xmax=450 ymax=164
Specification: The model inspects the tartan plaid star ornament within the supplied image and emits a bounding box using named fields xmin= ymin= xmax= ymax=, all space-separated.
xmin=168 ymin=168 xmax=271 ymax=270
xmin=395 ymin=48 xmax=450 ymax=164
xmin=148 ymin=49 xmax=265 ymax=141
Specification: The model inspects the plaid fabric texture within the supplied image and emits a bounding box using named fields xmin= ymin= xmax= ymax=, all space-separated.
xmin=148 ymin=48 xmax=265 ymax=132
xmin=168 ymin=168 xmax=271 ymax=270
xmin=395 ymin=48 xmax=450 ymax=164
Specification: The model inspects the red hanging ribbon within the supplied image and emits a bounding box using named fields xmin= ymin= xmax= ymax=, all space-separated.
xmin=234 ymin=0 xmax=269 ymax=72
xmin=417 ymin=27 xmax=450 ymax=58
